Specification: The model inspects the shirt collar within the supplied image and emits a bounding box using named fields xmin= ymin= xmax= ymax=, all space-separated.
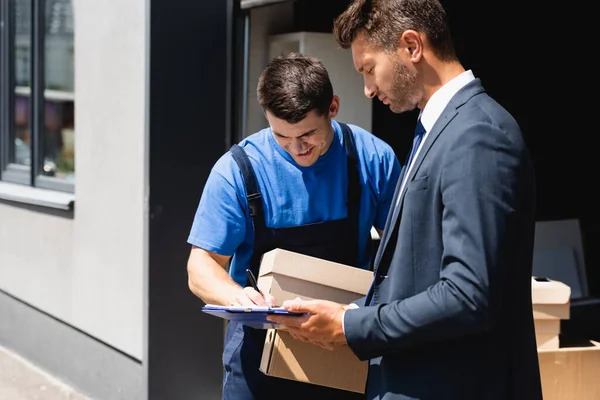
xmin=419 ymin=70 xmax=475 ymax=132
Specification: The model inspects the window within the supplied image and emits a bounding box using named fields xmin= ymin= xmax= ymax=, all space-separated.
xmin=0 ymin=0 xmax=74 ymax=193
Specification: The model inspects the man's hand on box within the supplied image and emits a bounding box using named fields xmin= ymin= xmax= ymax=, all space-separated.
xmin=231 ymin=287 xmax=275 ymax=307
xmin=267 ymin=299 xmax=347 ymax=350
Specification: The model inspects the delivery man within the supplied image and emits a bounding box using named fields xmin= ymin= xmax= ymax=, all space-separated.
xmin=186 ymin=52 xmax=401 ymax=400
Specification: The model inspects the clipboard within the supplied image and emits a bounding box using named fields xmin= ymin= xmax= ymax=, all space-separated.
xmin=201 ymin=304 xmax=306 ymax=329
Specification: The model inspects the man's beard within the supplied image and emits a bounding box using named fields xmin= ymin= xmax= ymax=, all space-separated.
xmin=387 ymin=58 xmax=420 ymax=113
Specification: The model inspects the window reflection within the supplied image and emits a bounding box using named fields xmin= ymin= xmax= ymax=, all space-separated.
xmin=13 ymin=0 xmax=31 ymax=167
xmin=44 ymin=0 xmax=74 ymax=181
xmin=12 ymin=0 xmax=74 ymax=181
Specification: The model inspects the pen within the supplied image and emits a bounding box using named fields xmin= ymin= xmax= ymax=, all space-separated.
xmin=245 ymin=268 xmax=263 ymax=298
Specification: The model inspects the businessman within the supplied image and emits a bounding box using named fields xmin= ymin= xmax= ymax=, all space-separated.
xmin=269 ymin=1 xmax=543 ymax=399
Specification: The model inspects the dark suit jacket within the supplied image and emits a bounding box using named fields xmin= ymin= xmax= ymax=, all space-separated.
xmin=344 ymin=79 xmax=543 ymax=400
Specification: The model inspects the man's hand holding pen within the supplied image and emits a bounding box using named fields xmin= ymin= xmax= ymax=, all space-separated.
xmin=230 ymin=268 xmax=276 ymax=307
xmin=231 ymin=286 xmax=275 ymax=307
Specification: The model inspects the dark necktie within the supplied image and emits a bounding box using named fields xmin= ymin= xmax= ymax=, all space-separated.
xmin=367 ymin=119 xmax=426 ymax=306
xmin=405 ymin=119 xmax=426 ymax=170
xmin=390 ymin=118 xmax=426 ymax=219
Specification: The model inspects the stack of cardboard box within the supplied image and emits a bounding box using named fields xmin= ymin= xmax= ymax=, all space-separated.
xmin=531 ymin=276 xmax=570 ymax=349
xmin=532 ymin=276 xmax=600 ymax=399
xmin=256 ymin=248 xmax=373 ymax=393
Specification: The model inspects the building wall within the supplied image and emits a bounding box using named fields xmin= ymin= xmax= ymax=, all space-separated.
xmin=245 ymin=2 xmax=294 ymax=136
xmin=0 ymin=0 xmax=147 ymax=361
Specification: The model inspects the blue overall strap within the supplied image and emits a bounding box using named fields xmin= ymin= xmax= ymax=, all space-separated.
xmin=339 ymin=122 xmax=364 ymax=266
xmin=339 ymin=122 xmax=361 ymax=211
xmin=229 ymin=144 xmax=266 ymax=230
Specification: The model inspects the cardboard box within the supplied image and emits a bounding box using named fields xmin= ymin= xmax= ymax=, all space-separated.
xmin=534 ymin=319 xmax=561 ymax=349
xmin=531 ymin=277 xmax=571 ymax=320
xmin=261 ymin=329 xmax=368 ymax=393
xmin=257 ymin=248 xmax=373 ymax=393
xmin=534 ymin=319 xmax=561 ymax=334
xmin=257 ymin=248 xmax=373 ymax=304
xmin=536 ymin=333 xmax=559 ymax=349
xmin=531 ymin=277 xmax=570 ymax=349
xmin=533 ymin=303 xmax=570 ymax=320
xmin=538 ymin=339 xmax=600 ymax=400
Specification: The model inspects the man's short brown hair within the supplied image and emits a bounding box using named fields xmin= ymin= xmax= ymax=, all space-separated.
xmin=257 ymin=53 xmax=334 ymax=124
xmin=333 ymin=0 xmax=457 ymax=62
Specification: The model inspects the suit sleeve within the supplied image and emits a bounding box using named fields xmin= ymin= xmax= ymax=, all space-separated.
xmin=344 ymin=122 xmax=526 ymax=360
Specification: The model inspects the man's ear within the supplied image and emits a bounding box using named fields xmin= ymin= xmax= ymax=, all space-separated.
xmin=400 ymin=30 xmax=423 ymax=63
xmin=329 ymin=95 xmax=340 ymax=118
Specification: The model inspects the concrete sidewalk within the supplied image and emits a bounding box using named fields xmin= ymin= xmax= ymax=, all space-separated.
xmin=0 ymin=345 xmax=90 ymax=400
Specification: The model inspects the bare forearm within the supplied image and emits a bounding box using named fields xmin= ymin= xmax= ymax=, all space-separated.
xmin=187 ymin=252 xmax=241 ymax=306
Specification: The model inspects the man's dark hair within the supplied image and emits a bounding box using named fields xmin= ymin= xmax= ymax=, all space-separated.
xmin=257 ymin=53 xmax=334 ymax=124
xmin=333 ymin=0 xmax=457 ymax=62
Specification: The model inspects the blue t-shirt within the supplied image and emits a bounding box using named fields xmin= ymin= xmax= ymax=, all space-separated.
xmin=188 ymin=120 xmax=401 ymax=286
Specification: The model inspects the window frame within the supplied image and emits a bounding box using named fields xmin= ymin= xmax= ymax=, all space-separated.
xmin=0 ymin=0 xmax=74 ymax=194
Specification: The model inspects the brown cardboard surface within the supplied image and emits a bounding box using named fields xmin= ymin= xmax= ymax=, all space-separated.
xmin=257 ymin=249 xmax=373 ymax=304
xmin=534 ymin=319 xmax=560 ymax=334
xmin=262 ymin=273 xmax=363 ymax=305
xmin=534 ymin=318 xmax=560 ymax=349
xmin=538 ymin=340 xmax=600 ymax=400
xmin=261 ymin=330 xmax=367 ymax=393
xmin=257 ymin=248 xmax=373 ymax=393
xmin=531 ymin=277 xmax=571 ymax=304
xmin=536 ymin=334 xmax=559 ymax=349
xmin=535 ymin=318 xmax=560 ymax=349
xmin=531 ymin=277 xmax=571 ymax=320
xmin=533 ymin=303 xmax=570 ymax=320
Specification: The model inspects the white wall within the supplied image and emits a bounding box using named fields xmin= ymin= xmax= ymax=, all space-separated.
xmin=246 ymin=2 xmax=294 ymax=136
xmin=0 ymin=0 xmax=147 ymax=360
xmin=0 ymin=207 xmax=75 ymax=311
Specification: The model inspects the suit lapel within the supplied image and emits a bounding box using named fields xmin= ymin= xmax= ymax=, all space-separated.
xmin=373 ymin=163 xmax=408 ymax=267
xmin=373 ymin=110 xmax=457 ymax=273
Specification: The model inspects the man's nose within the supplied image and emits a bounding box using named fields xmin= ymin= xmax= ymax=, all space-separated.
xmin=364 ymin=78 xmax=376 ymax=99
xmin=291 ymin=138 xmax=304 ymax=152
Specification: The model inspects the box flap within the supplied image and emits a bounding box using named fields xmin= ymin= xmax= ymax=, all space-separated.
xmin=258 ymin=248 xmax=373 ymax=296
xmin=258 ymin=251 xmax=278 ymax=276
xmin=532 ymin=277 xmax=571 ymax=304
xmin=538 ymin=340 xmax=600 ymax=354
